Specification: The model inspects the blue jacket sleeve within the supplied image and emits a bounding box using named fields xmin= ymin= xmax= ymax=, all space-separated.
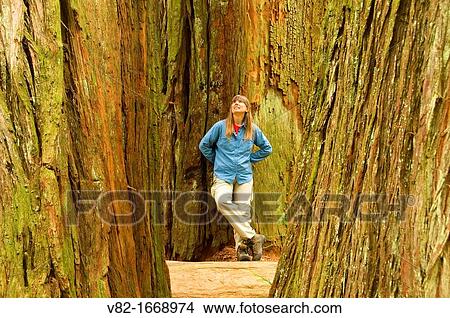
xmin=199 ymin=122 xmax=220 ymax=163
xmin=250 ymin=125 xmax=272 ymax=163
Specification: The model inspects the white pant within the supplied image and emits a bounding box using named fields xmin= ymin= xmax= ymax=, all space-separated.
xmin=211 ymin=176 xmax=256 ymax=250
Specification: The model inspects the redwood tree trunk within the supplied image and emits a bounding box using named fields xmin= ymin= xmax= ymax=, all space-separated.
xmin=150 ymin=0 xmax=303 ymax=260
xmin=270 ymin=0 xmax=450 ymax=297
xmin=0 ymin=0 xmax=170 ymax=297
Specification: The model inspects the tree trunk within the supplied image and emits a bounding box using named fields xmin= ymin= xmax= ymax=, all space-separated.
xmin=270 ymin=0 xmax=450 ymax=297
xmin=152 ymin=0 xmax=303 ymax=260
xmin=0 ymin=0 xmax=170 ymax=297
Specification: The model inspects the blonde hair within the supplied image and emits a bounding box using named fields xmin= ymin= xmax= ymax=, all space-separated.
xmin=225 ymin=95 xmax=254 ymax=140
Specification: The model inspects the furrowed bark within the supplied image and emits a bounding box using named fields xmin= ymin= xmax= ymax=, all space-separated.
xmin=270 ymin=0 xmax=450 ymax=297
xmin=0 ymin=0 xmax=170 ymax=297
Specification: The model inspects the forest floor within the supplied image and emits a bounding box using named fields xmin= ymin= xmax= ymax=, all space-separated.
xmin=166 ymin=246 xmax=280 ymax=297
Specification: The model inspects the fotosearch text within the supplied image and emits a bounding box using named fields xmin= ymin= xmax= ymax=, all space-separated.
xmin=66 ymin=190 xmax=416 ymax=226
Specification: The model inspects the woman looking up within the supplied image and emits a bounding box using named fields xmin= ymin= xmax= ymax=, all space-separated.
xmin=199 ymin=95 xmax=272 ymax=261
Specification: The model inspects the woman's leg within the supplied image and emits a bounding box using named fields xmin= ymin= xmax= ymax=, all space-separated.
xmin=232 ymin=179 xmax=254 ymax=251
xmin=211 ymin=177 xmax=256 ymax=241
xmin=233 ymin=179 xmax=265 ymax=261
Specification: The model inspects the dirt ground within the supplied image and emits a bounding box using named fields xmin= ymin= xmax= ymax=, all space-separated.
xmin=167 ymin=246 xmax=280 ymax=298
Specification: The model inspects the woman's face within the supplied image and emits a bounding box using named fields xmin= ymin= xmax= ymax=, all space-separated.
xmin=231 ymin=101 xmax=248 ymax=114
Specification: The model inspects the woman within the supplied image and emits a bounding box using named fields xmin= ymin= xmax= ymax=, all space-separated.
xmin=199 ymin=95 xmax=272 ymax=261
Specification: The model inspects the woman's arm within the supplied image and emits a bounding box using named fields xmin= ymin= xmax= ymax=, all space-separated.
xmin=199 ymin=122 xmax=221 ymax=163
xmin=250 ymin=126 xmax=272 ymax=163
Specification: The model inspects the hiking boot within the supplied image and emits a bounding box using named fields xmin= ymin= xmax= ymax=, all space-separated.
xmin=248 ymin=234 xmax=266 ymax=261
xmin=237 ymin=241 xmax=252 ymax=261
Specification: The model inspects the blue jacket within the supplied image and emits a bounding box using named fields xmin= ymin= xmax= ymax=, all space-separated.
xmin=199 ymin=119 xmax=272 ymax=184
